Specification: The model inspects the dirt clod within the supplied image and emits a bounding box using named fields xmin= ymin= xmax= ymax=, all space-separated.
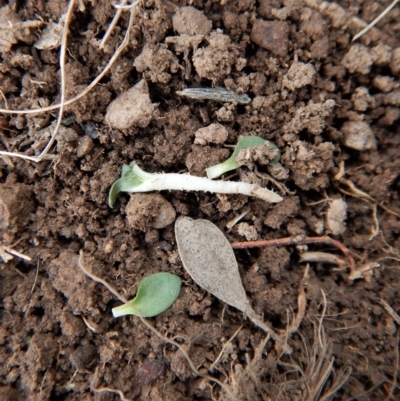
xmin=282 ymin=62 xmax=316 ymax=91
xmin=194 ymin=123 xmax=228 ymax=145
xmin=341 ymin=44 xmax=373 ymax=74
xmin=134 ymin=44 xmax=180 ymax=84
xmin=390 ymin=47 xmax=400 ymax=75
xmin=172 ymin=6 xmax=212 ymax=36
xmin=250 ymin=20 xmax=289 ymax=58
xmin=0 ymin=183 xmax=34 ymax=234
xmin=105 ymin=79 xmax=157 ymax=130
xmin=193 ymin=31 xmax=245 ymax=83
xmin=126 ymin=193 xmax=176 ymax=231
xmin=341 ymin=120 xmax=377 ymax=151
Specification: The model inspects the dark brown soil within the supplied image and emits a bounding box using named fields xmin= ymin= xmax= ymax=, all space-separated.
xmin=1 ymin=1 xmax=400 ymax=400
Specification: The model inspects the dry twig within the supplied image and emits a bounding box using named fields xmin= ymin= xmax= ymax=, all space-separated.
xmin=231 ymin=235 xmax=357 ymax=271
xmin=352 ymin=0 xmax=400 ymax=41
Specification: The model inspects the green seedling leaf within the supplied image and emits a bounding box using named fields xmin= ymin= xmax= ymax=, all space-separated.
xmin=205 ymin=136 xmax=280 ymax=179
xmin=112 ymin=272 xmax=182 ymax=318
xmin=108 ymin=164 xmax=151 ymax=208
xmin=175 ymin=216 xmax=282 ymax=344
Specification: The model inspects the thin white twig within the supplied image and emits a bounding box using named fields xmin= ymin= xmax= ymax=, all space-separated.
xmin=0 ymin=0 xmax=76 ymax=162
xmin=0 ymin=5 xmax=136 ymax=162
xmin=353 ymin=0 xmax=400 ymax=41
xmin=78 ymin=250 xmax=128 ymax=303
xmin=100 ymin=0 xmax=128 ymax=48
xmin=31 ymin=259 xmax=40 ymax=293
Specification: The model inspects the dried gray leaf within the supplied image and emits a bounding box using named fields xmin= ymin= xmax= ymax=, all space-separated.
xmin=175 ymin=216 xmax=283 ymax=345
xmin=176 ymin=87 xmax=251 ymax=104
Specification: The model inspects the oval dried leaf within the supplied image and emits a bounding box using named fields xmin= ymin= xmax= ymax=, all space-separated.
xmin=175 ymin=216 xmax=284 ymax=346
xmin=175 ymin=216 xmax=252 ymax=314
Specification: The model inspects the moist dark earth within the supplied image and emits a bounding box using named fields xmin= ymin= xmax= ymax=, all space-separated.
xmin=1 ymin=0 xmax=400 ymax=400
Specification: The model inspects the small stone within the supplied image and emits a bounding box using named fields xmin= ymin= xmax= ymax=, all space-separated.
xmin=250 ymin=20 xmax=289 ymax=58
xmin=194 ymin=123 xmax=228 ymax=145
xmin=326 ymin=199 xmax=347 ymax=235
xmin=126 ymin=194 xmax=176 ymax=231
xmin=341 ymin=121 xmax=376 ymax=151
xmin=104 ymin=240 xmax=114 ymax=254
xmin=76 ymin=135 xmax=94 ymax=158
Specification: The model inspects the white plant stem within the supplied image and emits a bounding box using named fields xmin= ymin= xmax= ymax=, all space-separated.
xmin=129 ymin=165 xmax=283 ymax=203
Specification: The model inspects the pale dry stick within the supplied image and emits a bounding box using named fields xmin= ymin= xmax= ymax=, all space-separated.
xmin=369 ymin=204 xmax=380 ymax=241
xmin=31 ymin=259 xmax=40 ymax=293
xmin=380 ymin=300 xmax=400 ymax=325
xmin=100 ymin=0 xmax=128 ymax=48
xmin=0 ymin=6 xmax=134 ymax=116
xmin=326 ymin=323 xmax=362 ymax=332
xmin=1 ymin=246 xmax=32 ymax=262
xmin=78 ymin=251 xmax=240 ymax=401
xmin=78 ymin=251 xmax=128 ymax=303
xmin=317 ymin=290 xmax=327 ymax=350
xmin=318 ymin=365 xmax=352 ymax=401
xmin=231 ymin=236 xmax=357 ymax=271
xmin=115 ymin=0 xmax=139 ymax=10
xmin=311 ymin=358 xmax=335 ymax=401
xmin=352 ymin=0 xmax=400 ymax=42
xmin=237 ymin=334 xmax=271 ymax=391
xmin=0 ymin=89 xmax=9 ymax=110
xmin=286 ymin=265 xmax=309 ymax=337
xmin=0 ymin=5 xmax=137 ymax=162
xmin=339 ymin=178 xmax=400 ymax=219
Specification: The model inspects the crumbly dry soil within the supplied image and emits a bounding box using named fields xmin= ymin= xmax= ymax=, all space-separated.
xmin=1 ymin=0 xmax=400 ymax=400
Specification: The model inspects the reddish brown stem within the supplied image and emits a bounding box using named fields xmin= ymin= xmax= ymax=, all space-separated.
xmin=231 ymin=236 xmax=356 ymax=270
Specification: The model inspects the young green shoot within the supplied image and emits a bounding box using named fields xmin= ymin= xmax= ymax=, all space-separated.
xmin=109 ymin=162 xmax=283 ymax=207
xmin=205 ymin=136 xmax=280 ymax=180
xmin=112 ymin=272 xmax=182 ymax=318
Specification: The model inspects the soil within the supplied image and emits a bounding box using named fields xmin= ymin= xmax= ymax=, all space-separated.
xmin=1 ymin=0 xmax=400 ymax=400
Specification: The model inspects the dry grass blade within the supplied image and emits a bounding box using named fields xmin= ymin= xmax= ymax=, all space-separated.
xmin=303 ymin=292 xmax=351 ymax=401
xmin=352 ymin=0 xmax=400 ymax=41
